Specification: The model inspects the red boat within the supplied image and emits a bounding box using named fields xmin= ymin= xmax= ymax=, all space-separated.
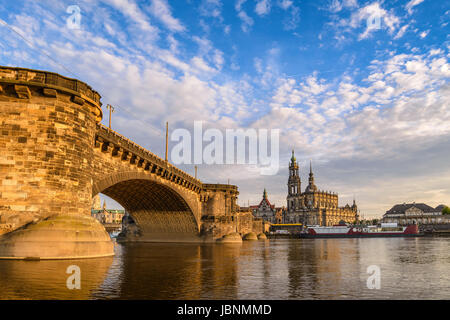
xmin=300 ymin=223 xmax=421 ymax=238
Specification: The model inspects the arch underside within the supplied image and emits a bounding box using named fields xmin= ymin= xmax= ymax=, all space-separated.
xmin=98 ymin=179 xmax=200 ymax=241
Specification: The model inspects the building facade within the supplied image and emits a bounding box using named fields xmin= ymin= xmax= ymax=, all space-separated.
xmin=382 ymin=203 xmax=450 ymax=225
xmin=249 ymin=189 xmax=284 ymax=224
xmin=92 ymin=208 xmax=125 ymax=224
xmin=91 ymin=196 xmax=125 ymax=224
xmin=285 ymin=151 xmax=359 ymax=226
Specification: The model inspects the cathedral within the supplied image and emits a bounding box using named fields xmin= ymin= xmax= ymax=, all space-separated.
xmin=285 ymin=150 xmax=359 ymax=226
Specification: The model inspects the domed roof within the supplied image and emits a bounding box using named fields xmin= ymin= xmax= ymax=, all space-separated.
xmin=305 ymin=184 xmax=318 ymax=193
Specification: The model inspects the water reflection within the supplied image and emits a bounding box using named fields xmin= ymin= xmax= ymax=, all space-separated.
xmin=1 ymin=238 xmax=450 ymax=300
xmin=0 ymin=255 xmax=113 ymax=300
xmin=93 ymin=242 xmax=243 ymax=299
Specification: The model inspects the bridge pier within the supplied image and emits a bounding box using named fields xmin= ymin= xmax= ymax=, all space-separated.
xmin=0 ymin=67 xmax=114 ymax=259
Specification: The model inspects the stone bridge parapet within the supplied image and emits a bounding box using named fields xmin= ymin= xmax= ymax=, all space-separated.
xmin=94 ymin=124 xmax=202 ymax=194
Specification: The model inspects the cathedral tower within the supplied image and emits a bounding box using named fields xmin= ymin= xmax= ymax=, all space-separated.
xmin=287 ymin=150 xmax=301 ymax=212
xmin=288 ymin=150 xmax=301 ymax=196
xmin=285 ymin=153 xmax=359 ymax=226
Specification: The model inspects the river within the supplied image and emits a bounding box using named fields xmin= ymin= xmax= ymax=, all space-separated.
xmin=1 ymin=237 xmax=449 ymax=299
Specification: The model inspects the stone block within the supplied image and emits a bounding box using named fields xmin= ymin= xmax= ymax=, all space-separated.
xmin=14 ymin=85 xmax=31 ymax=99
xmin=42 ymin=88 xmax=57 ymax=97
xmin=71 ymin=95 xmax=84 ymax=105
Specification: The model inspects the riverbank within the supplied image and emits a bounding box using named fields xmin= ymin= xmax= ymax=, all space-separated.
xmin=420 ymin=224 xmax=450 ymax=236
xmin=266 ymin=233 xmax=299 ymax=239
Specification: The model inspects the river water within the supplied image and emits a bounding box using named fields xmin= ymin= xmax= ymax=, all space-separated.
xmin=1 ymin=237 xmax=450 ymax=300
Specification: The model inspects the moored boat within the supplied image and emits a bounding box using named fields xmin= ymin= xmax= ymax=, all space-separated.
xmin=299 ymin=222 xmax=422 ymax=238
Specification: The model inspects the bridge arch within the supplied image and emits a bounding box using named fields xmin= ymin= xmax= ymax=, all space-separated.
xmin=92 ymin=171 xmax=202 ymax=242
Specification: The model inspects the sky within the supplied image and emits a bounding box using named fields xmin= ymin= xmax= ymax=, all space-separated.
xmin=0 ymin=0 xmax=449 ymax=218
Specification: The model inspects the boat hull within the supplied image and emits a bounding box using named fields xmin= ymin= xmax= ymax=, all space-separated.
xmin=299 ymin=233 xmax=423 ymax=238
xmin=299 ymin=224 xmax=422 ymax=238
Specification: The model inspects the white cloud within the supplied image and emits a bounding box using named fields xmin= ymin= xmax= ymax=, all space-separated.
xmin=192 ymin=36 xmax=213 ymax=55
xmin=278 ymin=1 xmax=300 ymax=30
xmin=257 ymin=48 xmax=450 ymax=167
xmin=237 ymin=10 xmax=254 ymax=32
xmin=394 ymin=24 xmax=408 ymax=39
xmin=420 ymin=30 xmax=429 ymax=38
xmin=303 ymin=75 xmax=328 ymax=95
xmin=329 ymin=0 xmax=358 ymax=13
xmin=405 ymin=0 xmax=424 ymax=15
xmin=190 ymin=56 xmax=216 ymax=74
xmin=200 ymin=0 xmax=223 ymax=19
xmin=278 ymin=0 xmax=292 ymax=10
xmin=101 ymin=0 xmax=158 ymax=37
xmin=255 ymin=0 xmax=271 ymax=16
xmin=166 ymin=34 xmax=179 ymax=53
xmin=213 ymin=49 xmax=224 ymax=69
xmin=429 ymin=48 xmax=443 ymax=56
xmin=234 ymin=0 xmax=256 ymax=32
xmin=235 ymin=0 xmax=247 ymax=11
xmin=334 ymin=2 xmax=401 ymax=40
xmin=148 ymin=0 xmax=185 ymax=32
xmin=254 ymin=57 xmax=263 ymax=73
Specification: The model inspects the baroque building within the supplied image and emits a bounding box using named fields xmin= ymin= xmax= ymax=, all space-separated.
xmin=285 ymin=151 xmax=359 ymax=226
xmin=248 ymin=189 xmax=284 ymax=224
xmin=382 ymin=203 xmax=450 ymax=225
xmin=91 ymin=199 xmax=125 ymax=224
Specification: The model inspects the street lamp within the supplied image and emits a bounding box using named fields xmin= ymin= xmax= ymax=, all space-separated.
xmin=106 ymin=104 xmax=115 ymax=129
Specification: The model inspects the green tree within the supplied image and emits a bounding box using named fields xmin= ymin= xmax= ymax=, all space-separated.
xmin=442 ymin=206 xmax=450 ymax=215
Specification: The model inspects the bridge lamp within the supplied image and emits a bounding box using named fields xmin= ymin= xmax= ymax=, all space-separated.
xmin=106 ymin=104 xmax=115 ymax=129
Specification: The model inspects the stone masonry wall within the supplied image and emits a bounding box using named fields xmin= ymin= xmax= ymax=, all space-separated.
xmin=0 ymin=67 xmax=102 ymax=235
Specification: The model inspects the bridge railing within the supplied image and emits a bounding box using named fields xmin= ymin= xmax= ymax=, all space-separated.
xmin=0 ymin=66 xmax=101 ymax=104
xmin=96 ymin=124 xmax=203 ymax=191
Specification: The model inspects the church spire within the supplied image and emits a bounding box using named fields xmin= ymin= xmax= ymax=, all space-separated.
xmin=263 ymin=188 xmax=267 ymax=200
xmin=305 ymin=160 xmax=317 ymax=193
xmin=288 ymin=150 xmax=301 ymax=196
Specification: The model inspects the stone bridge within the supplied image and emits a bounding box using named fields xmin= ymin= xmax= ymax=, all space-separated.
xmin=0 ymin=66 xmax=262 ymax=259
xmin=93 ymin=123 xmax=245 ymax=242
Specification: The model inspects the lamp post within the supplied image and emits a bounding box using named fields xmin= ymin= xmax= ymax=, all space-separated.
xmin=106 ymin=104 xmax=115 ymax=129
xmin=165 ymin=121 xmax=168 ymax=162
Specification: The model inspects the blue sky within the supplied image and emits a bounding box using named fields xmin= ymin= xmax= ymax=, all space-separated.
xmin=0 ymin=0 xmax=449 ymax=217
